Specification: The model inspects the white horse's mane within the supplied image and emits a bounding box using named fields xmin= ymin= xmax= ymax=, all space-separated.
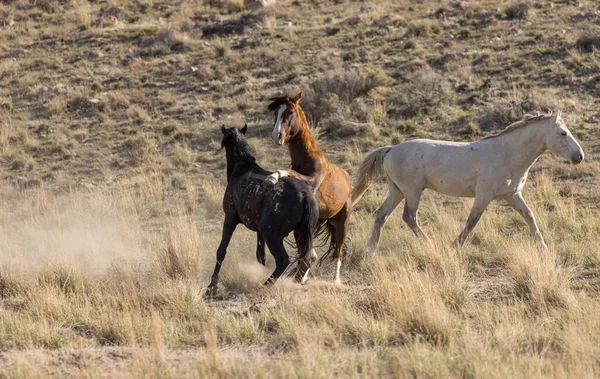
xmin=482 ymin=113 xmax=554 ymax=140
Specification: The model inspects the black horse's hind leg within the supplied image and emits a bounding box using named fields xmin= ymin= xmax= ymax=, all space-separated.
xmin=205 ymin=215 xmax=239 ymax=297
xmin=262 ymin=233 xmax=290 ymax=286
xmin=290 ymin=229 xmax=317 ymax=284
xmin=256 ymin=233 xmax=266 ymax=266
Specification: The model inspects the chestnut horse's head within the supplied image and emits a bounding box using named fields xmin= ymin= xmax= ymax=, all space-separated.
xmin=267 ymin=91 xmax=303 ymax=145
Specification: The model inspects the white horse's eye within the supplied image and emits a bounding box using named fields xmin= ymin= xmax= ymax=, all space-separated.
xmin=561 ymin=132 xmax=567 ymax=136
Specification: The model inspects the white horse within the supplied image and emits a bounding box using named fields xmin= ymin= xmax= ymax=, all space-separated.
xmin=351 ymin=112 xmax=584 ymax=251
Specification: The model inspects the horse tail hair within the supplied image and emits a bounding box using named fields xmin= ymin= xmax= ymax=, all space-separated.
xmin=351 ymin=146 xmax=392 ymax=207
xmin=294 ymin=194 xmax=319 ymax=262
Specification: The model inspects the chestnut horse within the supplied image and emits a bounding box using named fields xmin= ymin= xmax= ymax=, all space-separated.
xmin=266 ymin=91 xmax=352 ymax=285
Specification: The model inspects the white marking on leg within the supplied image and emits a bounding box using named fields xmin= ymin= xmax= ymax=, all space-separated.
xmin=265 ymin=170 xmax=289 ymax=185
xmin=301 ymin=267 xmax=310 ymax=284
xmin=265 ymin=172 xmax=278 ymax=185
xmin=334 ymin=258 xmax=342 ymax=285
xmin=272 ymin=104 xmax=286 ymax=144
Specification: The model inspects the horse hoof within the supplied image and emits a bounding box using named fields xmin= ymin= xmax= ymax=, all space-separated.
xmin=265 ymin=175 xmax=277 ymax=185
xmin=263 ymin=278 xmax=276 ymax=286
xmin=295 ymin=273 xmax=307 ymax=284
xmin=300 ymin=274 xmax=310 ymax=285
xmin=204 ymin=286 xmax=217 ymax=299
xmin=334 ymin=278 xmax=341 ymax=286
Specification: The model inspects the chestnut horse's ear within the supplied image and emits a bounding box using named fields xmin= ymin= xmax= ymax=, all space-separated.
xmin=293 ymin=90 xmax=303 ymax=104
xmin=221 ymin=125 xmax=227 ymax=135
xmin=240 ymin=124 xmax=248 ymax=135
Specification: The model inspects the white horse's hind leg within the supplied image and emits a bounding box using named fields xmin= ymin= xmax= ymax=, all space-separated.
xmin=402 ymin=189 xmax=427 ymax=238
xmin=506 ymin=192 xmax=547 ymax=249
xmin=456 ymin=192 xmax=493 ymax=245
xmin=367 ymin=184 xmax=404 ymax=252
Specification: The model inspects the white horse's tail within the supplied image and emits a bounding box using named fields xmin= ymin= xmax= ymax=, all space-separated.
xmin=351 ymin=146 xmax=392 ymax=207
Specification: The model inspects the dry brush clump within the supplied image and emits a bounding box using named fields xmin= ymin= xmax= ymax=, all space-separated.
xmin=503 ymin=3 xmax=529 ymax=20
xmin=393 ymin=67 xmax=454 ymax=118
xmin=576 ymin=33 xmax=600 ymax=53
xmin=477 ymin=92 xmax=557 ymax=132
xmin=300 ymin=67 xmax=392 ymax=136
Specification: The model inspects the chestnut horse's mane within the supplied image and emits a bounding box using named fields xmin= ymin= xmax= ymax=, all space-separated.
xmin=267 ymin=95 xmax=294 ymax=112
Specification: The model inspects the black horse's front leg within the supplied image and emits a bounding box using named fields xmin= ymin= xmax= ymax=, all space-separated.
xmin=205 ymin=216 xmax=239 ymax=298
xmin=256 ymin=233 xmax=266 ymax=266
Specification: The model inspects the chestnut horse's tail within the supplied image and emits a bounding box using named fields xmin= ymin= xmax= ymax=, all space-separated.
xmin=351 ymin=146 xmax=392 ymax=207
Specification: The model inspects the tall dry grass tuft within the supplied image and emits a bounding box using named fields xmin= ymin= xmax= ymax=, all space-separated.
xmin=371 ymin=262 xmax=460 ymax=347
xmin=200 ymin=176 xmax=226 ymax=217
xmin=501 ymin=241 xmax=574 ymax=311
xmin=155 ymin=215 xmax=208 ymax=281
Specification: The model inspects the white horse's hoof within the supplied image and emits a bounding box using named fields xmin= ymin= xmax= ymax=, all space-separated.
xmin=334 ymin=278 xmax=341 ymax=286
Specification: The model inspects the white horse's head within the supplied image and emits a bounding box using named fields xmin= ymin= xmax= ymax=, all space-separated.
xmin=545 ymin=111 xmax=584 ymax=164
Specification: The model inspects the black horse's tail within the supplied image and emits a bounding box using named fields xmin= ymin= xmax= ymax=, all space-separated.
xmin=294 ymin=194 xmax=319 ymax=262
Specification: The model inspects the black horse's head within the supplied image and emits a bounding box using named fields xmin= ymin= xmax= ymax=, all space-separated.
xmin=220 ymin=124 xmax=254 ymax=159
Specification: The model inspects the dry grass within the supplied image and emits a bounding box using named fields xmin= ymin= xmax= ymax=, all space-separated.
xmin=1 ymin=0 xmax=599 ymax=376
xmin=0 ymin=173 xmax=598 ymax=377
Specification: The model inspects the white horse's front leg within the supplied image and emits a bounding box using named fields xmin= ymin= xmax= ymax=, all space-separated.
xmin=506 ymin=192 xmax=547 ymax=250
xmin=456 ymin=192 xmax=493 ymax=245
xmin=265 ymin=170 xmax=289 ymax=185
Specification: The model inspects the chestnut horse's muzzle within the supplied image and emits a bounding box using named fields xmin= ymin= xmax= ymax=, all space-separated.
xmin=272 ymin=131 xmax=284 ymax=145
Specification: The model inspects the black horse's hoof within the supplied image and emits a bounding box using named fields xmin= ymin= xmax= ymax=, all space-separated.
xmin=263 ymin=277 xmax=276 ymax=286
xmin=204 ymin=286 xmax=218 ymax=299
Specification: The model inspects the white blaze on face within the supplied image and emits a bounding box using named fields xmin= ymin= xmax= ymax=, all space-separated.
xmin=272 ymin=104 xmax=287 ymax=145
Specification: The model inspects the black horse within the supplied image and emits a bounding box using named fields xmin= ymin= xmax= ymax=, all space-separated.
xmin=206 ymin=125 xmax=319 ymax=296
